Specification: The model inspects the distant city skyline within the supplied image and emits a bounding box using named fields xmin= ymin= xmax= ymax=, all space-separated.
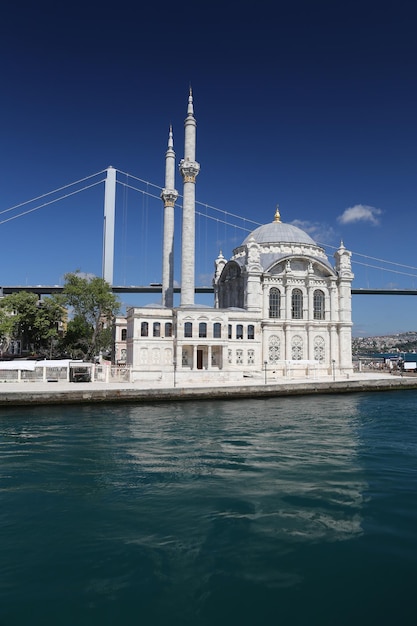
xmin=1 ymin=0 xmax=416 ymax=337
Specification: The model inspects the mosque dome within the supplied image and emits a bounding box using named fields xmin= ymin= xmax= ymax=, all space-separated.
xmin=241 ymin=207 xmax=316 ymax=247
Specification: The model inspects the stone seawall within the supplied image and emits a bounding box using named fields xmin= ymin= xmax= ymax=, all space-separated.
xmin=1 ymin=375 xmax=417 ymax=407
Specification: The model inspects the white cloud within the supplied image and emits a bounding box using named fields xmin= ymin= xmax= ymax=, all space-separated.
xmin=290 ymin=220 xmax=336 ymax=244
xmin=337 ymin=204 xmax=382 ymax=226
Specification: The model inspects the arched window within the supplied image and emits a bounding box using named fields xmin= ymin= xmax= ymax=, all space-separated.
xmin=292 ymin=289 xmax=303 ymax=319
xmin=268 ymin=335 xmax=280 ymax=363
xmin=314 ymin=336 xmax=325 ymax=362
xmin=247 ymin=325 xmax=255 ymax=340
xmin=121 ymin=328 xmax=127 ymax=341
xmin=269 ymin=288 xmax=281 ymax=318
xmin=313 ymin=290 xmax=325 ymax=320
xmin=165 ymin=322 xmax=172 ymax=337
xmin=153 ymin=322 xmax=160 ymax=337
xmin=199 ymin=322 xmax=207 ymax=338
xmin=141 ymin=322 xmax=148 ymax=337
xmin=228 ymin=324 xmax=232 ymax=339
xmin=291 ymin=335 xmax=303 ymax=360
xmin=184 ymin=322 xmax=192 ymax=338
xmin=213 ymin=323 xmax=221 ymax=338
xmin=236 ymin=324 xmax=243 ymax=339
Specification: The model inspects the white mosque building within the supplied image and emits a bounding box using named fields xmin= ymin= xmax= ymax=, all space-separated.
xmin=124 ymin=91 xmax=354 ymax=384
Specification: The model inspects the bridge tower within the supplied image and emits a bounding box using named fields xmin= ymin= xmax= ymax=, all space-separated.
xmin=102 ymin=166 xmax=116 ymax=285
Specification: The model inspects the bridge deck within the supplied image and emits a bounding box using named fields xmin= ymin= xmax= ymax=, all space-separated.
xmin=2 ymin=286 xmax=417 ymax=296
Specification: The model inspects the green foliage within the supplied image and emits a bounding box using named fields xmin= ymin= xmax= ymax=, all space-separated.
xmin=59 ymin=315 xmax=92 ymax=359
xmin=62 ymin=272 xmax=120 ymax=361
xmin=0 ymin=305 xmax=16 ymax=353
xmin=0 ymin=291 xmax=66 ymax=356
xmin=0 ymin=273 xmax=120 ymax=361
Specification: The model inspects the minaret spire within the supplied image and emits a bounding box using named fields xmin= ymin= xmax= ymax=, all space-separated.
xmin=274 ymin=205 xmax=281 ymax=222
xmin=161 ymin=125 xmax=178 ymax=307
xmin=187 ymin=86 xmax=194 ymax=116
xmin=179 ymin=89 xmax=200 ymax=306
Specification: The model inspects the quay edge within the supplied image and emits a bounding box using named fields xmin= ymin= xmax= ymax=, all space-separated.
xmin=1 ymin=376 xmax=417 ymax=407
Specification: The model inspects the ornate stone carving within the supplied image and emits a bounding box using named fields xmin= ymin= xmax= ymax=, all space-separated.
xmin=291 ymin=335 xmax=303 ymax=360
xmin=313 ymin=336 xmax=325 ymax=362
xmin=247 ymin=239 xmax=260 ymax=264
xmin=161 ymin=188 xmax=178 ymax=207
xmin=268 ymin=335 xmax=281 ymax=363
xmin=334 ymin=241 xmax=354 ymax=278
xmin=179 ymin=159 xmax=200 ymax=183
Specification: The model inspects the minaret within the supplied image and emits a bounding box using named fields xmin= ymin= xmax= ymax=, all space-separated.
xmin=179 ymin=89 xmax=200 ymax=306
xmin=161 ymin=126 xmax=178 ymax=307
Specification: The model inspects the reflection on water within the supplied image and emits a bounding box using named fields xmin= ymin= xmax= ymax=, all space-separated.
xmin=1 ymin=392 xmax=417 ymax=625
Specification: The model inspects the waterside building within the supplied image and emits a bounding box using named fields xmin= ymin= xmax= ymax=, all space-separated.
xmin=125 ymin=92 xmax=354 ymax=385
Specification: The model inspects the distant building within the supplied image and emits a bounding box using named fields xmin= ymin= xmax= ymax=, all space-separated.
xmin=125 ymin=91 xmax=354 ymax=384
xmin=112 ymin=315 xmax=127 ymax=365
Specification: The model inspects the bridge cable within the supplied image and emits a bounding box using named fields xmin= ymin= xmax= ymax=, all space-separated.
xmin=0 ymin=180 xmax=105 ymax=226
xmin=0 ymin=170 xmax=107 ymax=217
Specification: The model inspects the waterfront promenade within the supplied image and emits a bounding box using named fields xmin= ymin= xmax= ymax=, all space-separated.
xmin=1 ymin=371 xmax=416 ymax=406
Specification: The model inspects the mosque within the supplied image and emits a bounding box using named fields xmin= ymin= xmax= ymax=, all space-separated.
xmin=120 ymin=91 xmax=354 ymax=384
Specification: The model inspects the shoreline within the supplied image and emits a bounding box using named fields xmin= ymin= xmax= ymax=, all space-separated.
xmin=1 ymin=372 xmax=417 ymax=407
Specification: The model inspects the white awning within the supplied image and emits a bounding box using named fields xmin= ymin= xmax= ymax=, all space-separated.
xmin=0 ymin=359 xmax=83 ymax=371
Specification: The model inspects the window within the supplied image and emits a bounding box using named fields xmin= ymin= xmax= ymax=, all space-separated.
xmin=184 ymin=322 xmax=192 ymax=338
xmin=121 ymin=328 xmax=127 ymax=341
xmin=213 ymin=323 xmax=221 ymax=338
xmin=292 ymin=289 xmax=303 ymax=319
xmin=313 ymin=290 xmax=325 ymax=320
xmin=228 ymin=324 xmax=232 ymax=339
xmin=314 ymin=336 xmax=325 ymax=362
xmin=248 ymin=349 xmax=255 ymax=364
xmin=236 ymin=349 xmax=243 ymax=364
xmin=153 ymin=322 xmax=161 ymax=337
xmin=269 ymin=288 xmax=281 ymax=318
xmin=236 ymin=324 xmax=243 ymax=339
xmin=268 ymin=335 xmax=280 ymax=363
xmin=141 ymin=322 xmax=148 ymax=337
xmin=198 ymin=322 xmax=207 ymax=338
xmin=247 ymin=325 xmax=255 ymax=340
xmin=165 ymin=322 xmax=172 ymax=337
xmin=291 ymin=335 xmax=303 ymax=360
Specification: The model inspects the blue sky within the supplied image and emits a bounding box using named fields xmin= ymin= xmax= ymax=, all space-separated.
xmin=1 ymin=0 xmax=417 ymax=337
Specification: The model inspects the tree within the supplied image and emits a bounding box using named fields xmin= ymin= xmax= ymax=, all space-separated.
xmin=0 ymin=291 xmax=65 ymax=356
xmin=59 ymin=315 xmax=91 ymax=359
xmin=62 ymin=272 xmax=120 ymax=361
xmin=0 ymin=305 xmax=16 ymax=355
xmin=35 ymin=295 xmax=67 ymax=358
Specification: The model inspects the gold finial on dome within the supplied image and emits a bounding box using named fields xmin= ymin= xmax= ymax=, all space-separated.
xmin=274 ymin=205 xmax=281 ymax=222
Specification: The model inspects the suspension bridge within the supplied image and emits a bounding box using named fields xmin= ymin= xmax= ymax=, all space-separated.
xmin=1 ymin=167 xmax=417 ymax=299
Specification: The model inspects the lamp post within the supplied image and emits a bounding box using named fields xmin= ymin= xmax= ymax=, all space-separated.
xmin=332 ymin=359 xmax=336 ymax=382
xmin=264 ymin=360 xmax=268 ymax=384
xmin=173 ymin=357 xmax=177 ymax=388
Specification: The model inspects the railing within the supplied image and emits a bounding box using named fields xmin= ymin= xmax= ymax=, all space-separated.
xmin=0 ymin=362 xmax=132 ymax=384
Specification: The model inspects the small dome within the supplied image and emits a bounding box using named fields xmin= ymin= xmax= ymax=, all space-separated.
xmin=242 ymin=221 xmax=316 ymax=246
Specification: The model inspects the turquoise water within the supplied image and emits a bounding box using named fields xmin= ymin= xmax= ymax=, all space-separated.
xmin=1 ymin=391 xmax=417 ymax=625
